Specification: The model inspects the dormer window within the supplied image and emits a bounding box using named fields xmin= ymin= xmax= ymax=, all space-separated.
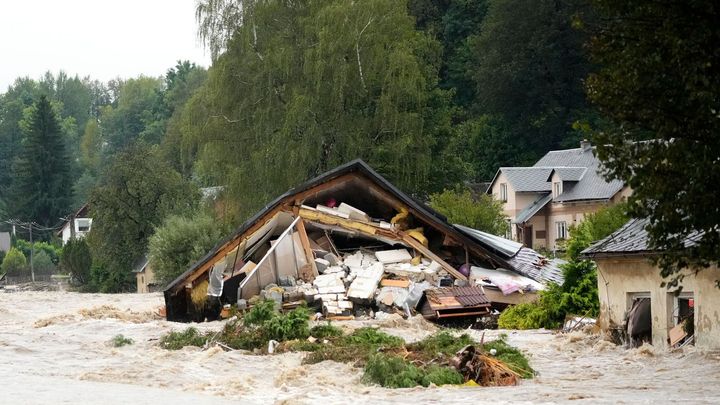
xmin=499 ymin=183 xmax=508 ymax=202
xmin=553 ymin=182 xmax=562 ymax=198
xmin=76 ymin=218 xmax=92 ymax=233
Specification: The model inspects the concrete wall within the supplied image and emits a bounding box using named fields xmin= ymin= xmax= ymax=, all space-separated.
xmin=595 ymin=257 xmax=720 ymax=350
xmin=136 ymin=265 xmax=156 ymax=294
xmin=547 ymin=201 xmax=609 ymax=250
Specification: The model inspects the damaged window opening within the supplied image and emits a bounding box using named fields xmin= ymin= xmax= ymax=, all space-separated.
xmin=626 ymin=293 xmax=652 ymax=347
xmin=668 ymin=292 xmax=695 ymax=347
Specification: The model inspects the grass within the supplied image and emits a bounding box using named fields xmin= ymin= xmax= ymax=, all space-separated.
xmin=482 ymin=335 xmax=534 ymax=378
xmin=110 ymin=334 xmax=134 ymax=347
xmin=160 ymin=327 xmax=207 ymax=350
xmin=303 ymin=327 xmax=404 ymax=365
xmin=157 ymin=301 xmax=534 ymax=388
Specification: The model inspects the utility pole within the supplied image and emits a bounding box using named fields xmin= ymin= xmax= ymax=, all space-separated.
xmin=29 ymin=223 xmax=34 ymax=283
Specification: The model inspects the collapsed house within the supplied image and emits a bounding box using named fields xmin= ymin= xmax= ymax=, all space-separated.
xmin=164 ymin=160 xmax=563 ymax=322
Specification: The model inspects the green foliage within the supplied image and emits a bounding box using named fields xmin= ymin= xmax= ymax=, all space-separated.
xmin=263 ymin=305 xmax=311 ymax=342
xmin=87 ymin=142 xmax=199 ymax=292
xmin=363 ymin=353 xmax=463 ymax=388
xmin=498 ymin=302 xmax=554 ymax=330
xmin=32 ymin=250 xmax=56 ymax=275
xmin=160 ymin=327 xmax=207 ymax=350
xmin=407 ymin=331 xmax=475 ymax=360
xmin=111 ymin=334 xmax=134 ymax=347
xmin=14 ymin=240 xmax=62 ymax=265
xmin=586 ymin=0 xmax=720 ymax=286
xmin=483 ymin=336 xmax=534 ymax=378
xmin=471 ymin=0 xmax=593 ymax=164
xmin=565 ymin=204 xmax=628 ymax=260
xmin=187 ymin=0 xmax=462 ymax=221
xmin=60 ymin=237 xmax=92 ymax=284
xmin=500 ymin=204 xmax=627 ymax=328
xmin=429 ymin=188 xmax=508 ymax=235
xmin=2 ymin=247 xmax=27 ymax=276
xmin=148 ymin=210 xmax=227 ymax=286
xmin=342 ymin=327 xmax=405 ymax=348
xmin=309 ymin=322 xmax=343 ymax=339
xmin=10 ymin=95 xmax=73 ymax=230
xmin=303 ymin=327 xmax=404 ymax=365
xmin=243 ymin=300 xmax=278 ymax=327
xmin=87 ymin=262 xmax=132 ymax=293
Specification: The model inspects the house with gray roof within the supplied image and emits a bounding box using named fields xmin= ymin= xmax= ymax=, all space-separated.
xmin=487 ymin=140 xmax=631 ymax=250
xmin=583 ymin=218 xmax=719 ymax=349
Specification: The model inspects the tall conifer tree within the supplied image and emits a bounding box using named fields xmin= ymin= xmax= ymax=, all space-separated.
xmin=11 ymin=95 xmax=72 ymax=230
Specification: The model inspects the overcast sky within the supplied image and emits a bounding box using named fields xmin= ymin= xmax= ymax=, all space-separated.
xmin=0 ymin=0 xmax=210 ymax=92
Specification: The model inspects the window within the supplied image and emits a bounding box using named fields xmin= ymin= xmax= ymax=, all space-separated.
xmin=556 ymin=221 xmax=567 ymax=240
xmin=505 ymin=219 xmax=512 ymax=239
xmin=499 ymin=183 xmax=507 ymax=202
xmin=553 ymin=182 xmax=562 ymax=198
xmin=76 ymin=218 xmax=91 ymax=232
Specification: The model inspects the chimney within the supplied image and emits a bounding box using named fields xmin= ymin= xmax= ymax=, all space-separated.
xmin=580 ymin=139 xmax=591 ymax=152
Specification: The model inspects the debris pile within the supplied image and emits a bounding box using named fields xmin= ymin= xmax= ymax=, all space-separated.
xmin=164 ymin=161 xmax=564 ymax=323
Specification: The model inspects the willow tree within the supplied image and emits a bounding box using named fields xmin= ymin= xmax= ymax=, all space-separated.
xmin=190 ymin=0 xmax=455 ymax=219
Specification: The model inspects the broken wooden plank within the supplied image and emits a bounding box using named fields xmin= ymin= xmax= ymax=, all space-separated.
xmin=299 ymin=207 xmax=379 ymax=236
xmin=398 ymin=230 xmax=467 ymax=281
xmin=295 ymin=219 xmax=319 ymax=281
xmin=380 ymin=278 xmax=411 ymax=288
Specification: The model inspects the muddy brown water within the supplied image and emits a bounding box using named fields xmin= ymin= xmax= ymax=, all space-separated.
xmin=1 ymin=291 xmax=718 ymax=404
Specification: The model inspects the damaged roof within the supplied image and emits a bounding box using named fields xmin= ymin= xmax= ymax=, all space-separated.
xmin=454 ymin=224 xmax=564 ymax=285
xmin=165 ymin=159 xmax=517 ymax=295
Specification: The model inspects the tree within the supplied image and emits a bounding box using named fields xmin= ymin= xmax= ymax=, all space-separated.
xmin=100 ymin=76 xmax=166 ymax=153
xmin=10 ymin=95 xmax=73 ymax=230
xmin=189 ymin=0 xmax=458 ymax=220
xmin=2 ymin=247 xmax=27 ymax=276
xmin=87 ymin=142 xmax=199 ymax=292
xmin=429 ymin=188 xmax=507 ymax=235
xmin=585 ymin=0 xmax=720 ymax=286
xmin=148 ymin=211 xmax=227 ymax=286
xmin=472 ymin=0 xmax=593 ymax=162
xmin=60 ymin=237 xmax=92 ymax=285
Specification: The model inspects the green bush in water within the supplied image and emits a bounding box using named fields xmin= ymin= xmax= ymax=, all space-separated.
xmin=160 ymin=327 xmax=207 ymax=350
xmin=310 ymin=322 xmax=343 ymax=339
xmin=363 ymin=354 xmax=463 ymax=388
xmin=483 ymin=335 xmax=534 ymax=378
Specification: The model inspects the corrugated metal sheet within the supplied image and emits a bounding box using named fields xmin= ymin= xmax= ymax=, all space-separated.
xmin=506 ymin=248 xmax=565 ymax=285
xmin=454 ymin=224 xmax=523 ymax=258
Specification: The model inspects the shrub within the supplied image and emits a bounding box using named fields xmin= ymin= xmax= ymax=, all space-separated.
xmin=32 ymin=250 xmax=56 ymax=275
xmin=429 ymin=188 xmax=508 ymax=235
xmin=498 ymin=302 xmax=553 ymax=330
xmin=160 ymin=327 xmax=207 ymax=350
xmin=148 ymin=211 xmax=227 ymax=286
xmin=111 ymin=334 xmax=134 ymax=347
xmin=243 ymin=299 xmax=277 ymax=327
xmin=61 ymin=237 xmax=92 ymax=284
xmin=310 ymin=322 xmax=343 ymax=339
xmin=363 ymin=354 xmax=464 ymax=388
xmin=2 ymin=247 xmax=27 ymax=276
xmin=264 ymin=305 xmax=311 ymax=341
xmin=407 ymin=331 xmax=475 ymax=360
